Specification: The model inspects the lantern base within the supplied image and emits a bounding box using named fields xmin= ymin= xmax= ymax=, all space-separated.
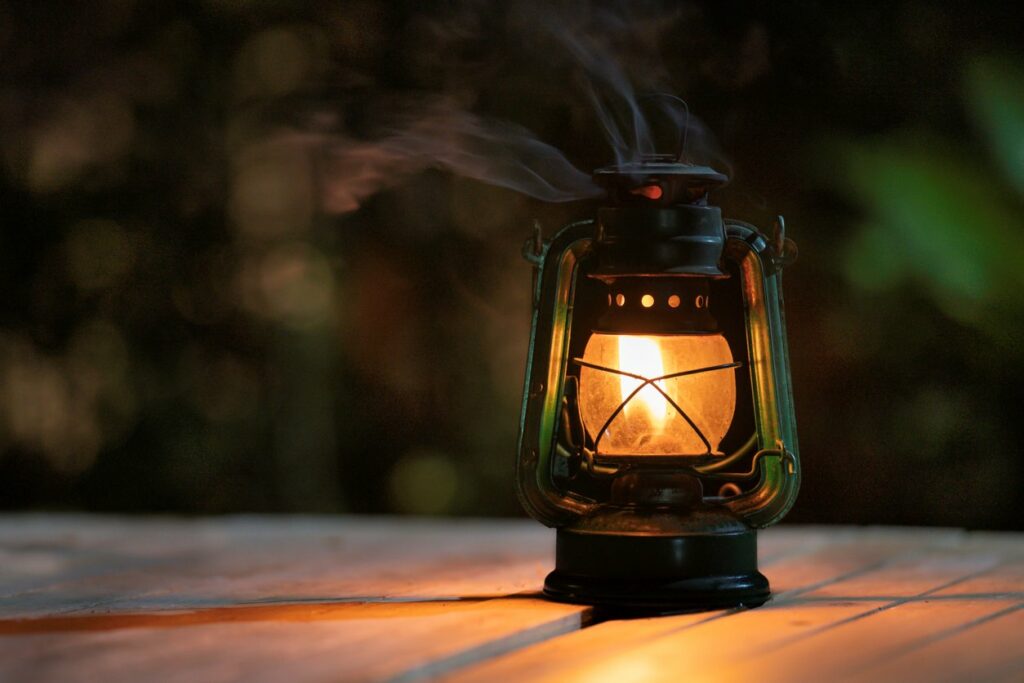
xmin=543 ymin=528 xmax=769 ymax=615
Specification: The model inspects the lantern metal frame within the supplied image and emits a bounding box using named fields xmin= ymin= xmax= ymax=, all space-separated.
xmin=516 ymin=180 xmax=800 ymax=613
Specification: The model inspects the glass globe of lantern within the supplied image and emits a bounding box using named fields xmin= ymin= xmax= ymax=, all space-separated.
xmin=578 ymin=332 xmax=736 ymax=457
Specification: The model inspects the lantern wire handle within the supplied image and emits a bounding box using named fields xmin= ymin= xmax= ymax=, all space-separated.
xmin=639 ymin=93 xmax=691 ymax=162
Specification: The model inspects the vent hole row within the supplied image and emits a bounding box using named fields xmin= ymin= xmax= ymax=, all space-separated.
xmin=611 ymin=294 xmax=701 ymax=309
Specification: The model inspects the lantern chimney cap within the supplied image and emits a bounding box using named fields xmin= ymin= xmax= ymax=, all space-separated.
xmin=594 ymin=155 xmax=728 ymax=206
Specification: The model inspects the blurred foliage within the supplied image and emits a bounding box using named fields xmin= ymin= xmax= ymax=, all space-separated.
xmin=841 ymin=135 xmax=1024 ymax=335
xmin=966 ymin=56 xmax=1024 ymax=194
xmin=0 ymin=1 xmax=1022 ymax=528
xmin=813 ymin=51 xmax=1024 ymax=529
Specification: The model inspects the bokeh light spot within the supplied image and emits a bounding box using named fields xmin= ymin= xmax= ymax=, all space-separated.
xmin=65 ymin=219 xmax=135 ymax=291
xmin=389 ymin=450 xmax=460 ymax=515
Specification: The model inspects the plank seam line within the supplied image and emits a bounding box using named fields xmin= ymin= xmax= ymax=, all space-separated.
xmin=839 ymin=601 xmax=1024 ymax=682
xmin=754 ymin=562 xmax=1006 ymax=654
xmin=387 ymin=545 xmax=964 ymax=680
xmin=591 ymin=548 xmax=909 ymax=644
xmin=388 ymin=607 xmax=592 ymax=683
xmin=644 ymin=556 xmax=902 ymax=642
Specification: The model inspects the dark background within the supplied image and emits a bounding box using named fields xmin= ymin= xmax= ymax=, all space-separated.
xmin=1 ymin=1 xmax=1022 ymax=528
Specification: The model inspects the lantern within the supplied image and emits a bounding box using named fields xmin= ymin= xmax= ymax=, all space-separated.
xmin=516 ymin=155 xmax=799 ymax=613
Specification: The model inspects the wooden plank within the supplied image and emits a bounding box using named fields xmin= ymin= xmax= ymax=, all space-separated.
xmin=2 ymin=518 xmax=1020 ymax=682
xmin=0 ymin=515 xmax=588 ymax=682
xmin=0 ymin=598 xmax=585 ymax=683
xmin=436 ymin=527 xmax=917 ymax=683
xmin=445 ymin=527 xmax=1022 ymax=683
xmin=852 ymin=604 xmax=1024 ymax=683
xmin=0 ymin=515 xmax=563 ymax=617
xmin=847 ymin=560 xmax=1024 ymax=682
xmin=440 ymin=527 xmax=913 ymax=683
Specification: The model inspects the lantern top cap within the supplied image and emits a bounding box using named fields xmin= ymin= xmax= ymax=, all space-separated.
xmin=594 ymin=155 xmax=728 ymax=186
xmin=594 ymin=155 xmax=728 ymax=206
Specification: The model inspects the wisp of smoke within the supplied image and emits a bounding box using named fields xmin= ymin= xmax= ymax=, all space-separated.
xmin=533 ymin=2 xmax=728 ymax=171
xmin=320 ymin=99 xmax=602 ymax=214
xmin=314 ymin=1 xmax=728 ymax=215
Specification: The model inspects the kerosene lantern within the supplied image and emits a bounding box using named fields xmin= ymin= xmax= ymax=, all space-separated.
xmin=516 ymin=152 xmax=799 ymax=613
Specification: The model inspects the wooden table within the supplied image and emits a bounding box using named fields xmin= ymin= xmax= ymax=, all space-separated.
xmin=0 ymin=516 xmax=1020 ymax=682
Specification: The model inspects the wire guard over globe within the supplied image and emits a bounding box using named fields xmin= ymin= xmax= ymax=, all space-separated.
xmin=577 ymin=333 xmax=737 ymax=457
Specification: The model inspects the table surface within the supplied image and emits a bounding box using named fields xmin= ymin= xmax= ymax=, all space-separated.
xmin=0 ymin=516 xmax=1021 ymax=683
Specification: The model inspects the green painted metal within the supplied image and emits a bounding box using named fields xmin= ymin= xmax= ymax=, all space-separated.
xmin=719 ymin=222 xmax=801 ymax=527
xmin=515 ymin=221 xmax=598 ymax=526
xmin=516 ymin=218 xmax=800 ymax=530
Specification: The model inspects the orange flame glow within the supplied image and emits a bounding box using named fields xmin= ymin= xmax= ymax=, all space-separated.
xmin=617 ymin=336 xmax=668 ymax=427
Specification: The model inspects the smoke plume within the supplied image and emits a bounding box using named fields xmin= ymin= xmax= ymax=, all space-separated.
xmin=313 ymin=1 xmax=726 ymax=214
xmin=319 ymin=99 xmax=602 ymax=214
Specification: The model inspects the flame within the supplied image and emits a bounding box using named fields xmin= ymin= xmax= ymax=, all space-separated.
xmin=617 ymin=336 xmax=668 ymax=426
